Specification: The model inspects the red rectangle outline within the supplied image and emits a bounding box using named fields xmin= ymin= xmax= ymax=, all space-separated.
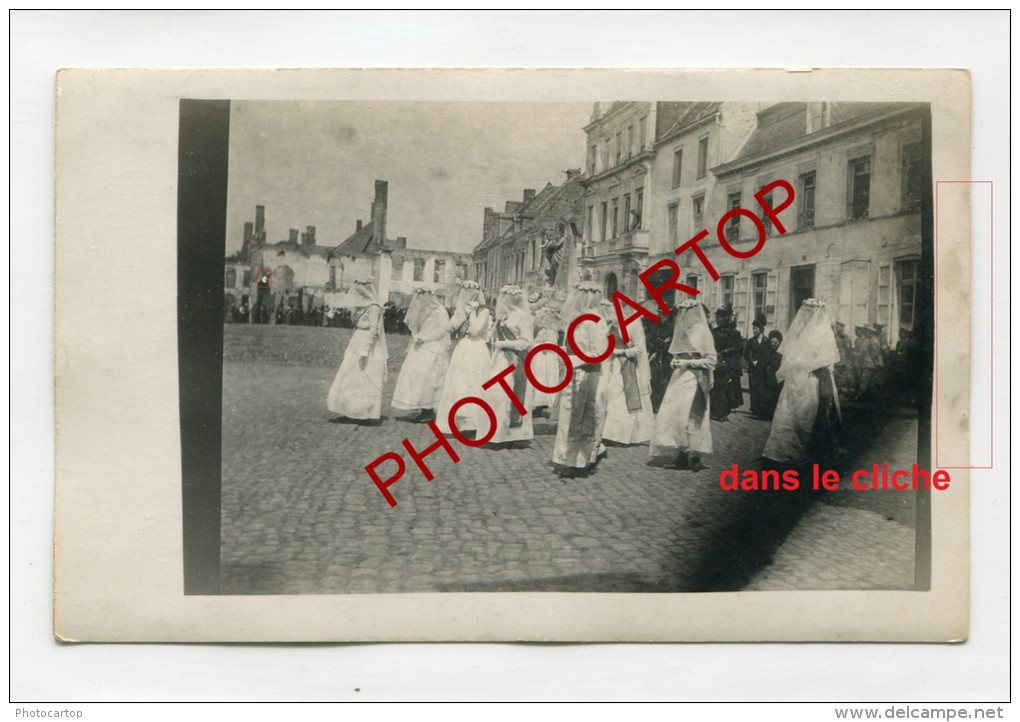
xmin=934 ymin=179 xmax=993 ymax=470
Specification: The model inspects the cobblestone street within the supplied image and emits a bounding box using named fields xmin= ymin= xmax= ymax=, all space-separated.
xmin=220 ymin=325 xmax=919 ymax=595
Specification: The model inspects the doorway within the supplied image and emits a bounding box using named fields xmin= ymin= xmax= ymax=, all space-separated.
xmin=789 ymin=265 xmax=815 ymax=317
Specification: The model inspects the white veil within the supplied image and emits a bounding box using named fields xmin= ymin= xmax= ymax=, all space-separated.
xmin=776 ymin=298 xmax=841 ymax=382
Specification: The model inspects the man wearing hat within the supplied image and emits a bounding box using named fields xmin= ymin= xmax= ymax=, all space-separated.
xmin=710 ymin=305 xmax=744 ymax=421
xmin=743 ymin=315 xmax=769 ymax=417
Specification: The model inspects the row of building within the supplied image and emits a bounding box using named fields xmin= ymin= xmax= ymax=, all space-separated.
xmin=473 ymin=100 xmax=927 ymax=346
xmin=224 ymin=100 xmax=927 ymax=348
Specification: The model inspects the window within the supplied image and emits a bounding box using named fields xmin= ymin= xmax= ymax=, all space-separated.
xmin=413 ymin=258 xmax=425 ymax=282
xmin=600 ymin=140 xmax=610 ymax=171
xmin=622 ymin=194 xmax=631 ymax=232
xmin=726 ymin=191 xmax=742 ymax=242
xmin=242 ymin=269 xmax=253 ymax=287
xmin=638 ymin=116 xmax=647 ymax=149
xmin=615 ymin=132 xmax=622 ymax=165
xmin=392 ymin=256 xmax=404 ymax=280
xmin=600 ymin=202 xmax=608 ymax=242
xmin=634 ymin=189 xmax=644 ymax=229
xmin=697 ymin=137 xmax=709 ymax=178
xmin=896 ymin=258 xmax=920 ymax=329
xmin=225 ymin=267 xmax=237 ymax=288
xmin=901 ymin=142 xmax=925 ymax=213
xmin=667 ymin=203 xmax=679 ymax=247
xmin=758 ymin=187 xmax=774 ymax=236
xmin=848 ymin=156 xmax=871 ymax=220
xmin=626 ymin=126 xmax=634 ymax=158
xmin=692 ymin=194 xmax=704 ymax=232
xmin=328 ymin=266 xmax=337 ymax=290
xmin=672 ymin=148 xmax=684 ymax=187
xmin=720 ymin=275 xmax=735 ymax=308
xmin=752 ymin=272 xmax=768 ymax=322
xmin=799 ymin=171 xmax=816 ymax=229
xmin=686 ymin=274 xmax=699 ymax=291
xmin=611 ymin=198 xmax=619 ymax=238
xmin=433 ymin=259 xmax=445 ymax=284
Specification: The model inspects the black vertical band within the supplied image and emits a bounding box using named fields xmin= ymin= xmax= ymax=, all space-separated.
xmin=914 ymin=104 xmax=935 ymax=592
xmin=178 ymin=99 xmax=230 ymax=594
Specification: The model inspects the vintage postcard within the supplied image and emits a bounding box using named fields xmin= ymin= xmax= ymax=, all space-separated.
xmin=53 ymin=68 xmax=970 ymax=642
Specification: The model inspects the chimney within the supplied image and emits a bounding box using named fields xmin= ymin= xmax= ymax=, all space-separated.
xmin=254 ymin=205 xmax=266 ymax=242
xmin=373 ymin=180 xmax=388 ymax=251
xmin=307 ymin=225 xmax=316 ymax=245
xmin=243 ymin=221 xmax=253 ymax=245
xmin=523 ymin=189 xmax=536 ymax=204
xmin=289 ymin=228 xmax=299 ymax=244
xmin=356 ymin=219 xmax=363 ymax=232
xmin=396 ymin=237 xmax=407 ymax=250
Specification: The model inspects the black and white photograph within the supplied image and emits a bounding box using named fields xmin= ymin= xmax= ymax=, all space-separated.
xmin=182 ymin=97 xmax=936 ymax=597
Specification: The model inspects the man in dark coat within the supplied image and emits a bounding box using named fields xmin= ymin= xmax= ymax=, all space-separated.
xmin=710 ymin=305 xmax=744 ymax=421
xmin=743 ymin=315 xmax=769 ymax=417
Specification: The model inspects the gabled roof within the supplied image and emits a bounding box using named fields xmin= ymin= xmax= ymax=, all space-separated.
xmin=736 ymin=102 xmax=912 ymax=162
xmin=657 ymin=102 xmax=722 ymax=143
xmin=331 ymin=220 xmax=379 ymax=257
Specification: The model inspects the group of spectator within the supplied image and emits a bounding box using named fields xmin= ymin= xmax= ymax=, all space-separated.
xmin=834 ymin=321 xmax=921 ymax=404
xmin=644 ymin=302 xmax=923 ymax=422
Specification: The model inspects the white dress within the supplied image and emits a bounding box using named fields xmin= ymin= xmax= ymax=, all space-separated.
xmin=762 ymin=371 xmax=820 ymax=464
xmin=649 ymin=352 xmax=716 ymax=459
xmin=601 ymin=336 xmax=654 ymax=445
xmin=391 ymin=307 xmax=451 ymax=411
xmin=551 ymin=316 xmax=611 ymax=469
xmin=326 ymin=304 xmax=386 ymax=419
xmin=530 ymin=326 xmax=563 ymax=408
xmin=434 ymin=308 xmax=494 ymax=435
xmin=486 ymin=307 xmax=535 ymax=444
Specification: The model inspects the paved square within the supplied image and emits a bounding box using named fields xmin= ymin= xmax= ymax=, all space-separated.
xmin=220 ymin=325 xmax=918 ymax=595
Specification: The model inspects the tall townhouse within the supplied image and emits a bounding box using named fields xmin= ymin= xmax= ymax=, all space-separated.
xmin=705 ymin=102 xmax=929 ymax=343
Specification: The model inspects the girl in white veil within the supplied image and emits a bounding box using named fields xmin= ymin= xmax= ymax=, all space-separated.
xmin=649 ymin=299 xmax=716 ymax=470
xmin=326 ymin=277 xmax=388 ymax=423
xmin=486 ymin=284 xmax=535 ymax=446
xmin=391 ymin=287 xmax=451 ymax=420
xmin=551 ymin=281 xmax=612 ymax=477
xmin=434 ymin=281 xmax=494 ymax=438
xmin=763 ymin=298 xmax=842 ymax=467
xmin=599 ymin=298 xmax=654 ymax=445
xmin=529 ymin=288 xmax=567 ymax=417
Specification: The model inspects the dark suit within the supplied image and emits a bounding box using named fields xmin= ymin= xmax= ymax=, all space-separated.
xmin=743 ymin=332 xmax=769 ymax=416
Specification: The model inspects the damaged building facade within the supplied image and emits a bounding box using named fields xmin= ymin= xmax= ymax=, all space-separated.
xmin=224 ymin=180 xmax=471 ymax=320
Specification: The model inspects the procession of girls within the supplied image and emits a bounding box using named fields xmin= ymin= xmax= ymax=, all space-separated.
xmin=326 ymin=274 xmax=845 ymax=477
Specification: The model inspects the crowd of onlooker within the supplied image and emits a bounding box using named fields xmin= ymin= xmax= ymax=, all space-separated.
xmin=224 ymin=299 xmax=418 ymax=334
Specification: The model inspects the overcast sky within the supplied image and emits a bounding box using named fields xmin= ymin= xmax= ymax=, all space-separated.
xmin=225 ymin=100 xmax=592 ymax=256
